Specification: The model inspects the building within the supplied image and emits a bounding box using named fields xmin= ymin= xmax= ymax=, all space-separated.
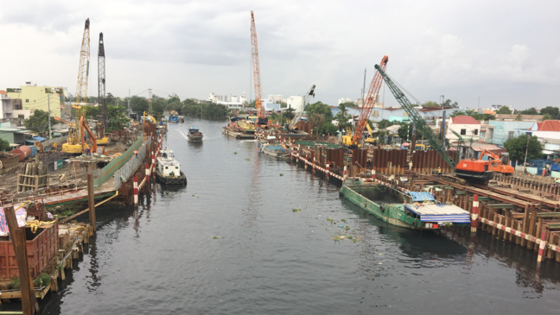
xmin=5 ymin=84 xmax=66 ymax=118
xmin=338 ymin=98 xmax=352 ymax=105
xmin=487 ymin=120 xmax=535 ymax=145
xmin=0 ymin=127 xmax=32 ymax=145
xmin=495 ymin=114 xmax=543 ymax=121
xmin=287 ymin=95 xmax=304 ymax=112
xmin=267 ymin=94 xmax=285 ymax=103
xmin=445 ymin=116 xmax=481 ymax=144
xmin=208 ymin=92 xmax=247 ymax=109
xmin=0 ymin=91 xmax=13 ymax=119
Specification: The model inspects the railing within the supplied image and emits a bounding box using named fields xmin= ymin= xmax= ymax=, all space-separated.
xmin=113 ymin=137 xmax=151 ymax=190
xmin=92 ymin=136 xmax=144 ymax=188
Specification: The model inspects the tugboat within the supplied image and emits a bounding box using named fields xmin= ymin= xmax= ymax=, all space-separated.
xmin=187 ymin=127 xmax=203 ymax=142
xmin=156 ymin=148 xmax=187 ymax=185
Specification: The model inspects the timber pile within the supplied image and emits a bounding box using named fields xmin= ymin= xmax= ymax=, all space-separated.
xmin=17 ymin=162 xmax=48 ymax=192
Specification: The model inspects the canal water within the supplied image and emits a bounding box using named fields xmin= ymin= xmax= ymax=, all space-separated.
xmin=38 ymin=119 xmax=560 ymax=314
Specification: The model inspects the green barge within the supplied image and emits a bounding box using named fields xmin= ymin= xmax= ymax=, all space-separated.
xmin=340 ymin=179 xmax=470 ymax=230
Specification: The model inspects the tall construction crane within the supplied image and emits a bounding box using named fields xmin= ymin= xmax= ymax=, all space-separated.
xmin=374 ymin=64 xmax=494 ymax=183
xmin=351 ymin=56 xmax=389 ymax=145
xmin=72 ymin=18 xmax=91 ymax=115
xmin=97 ymin=32 xmax=109 ymax=145
xmin=374 ymin=64 xmax=455 ymax=168
xmin=250 ymin=11 xmax=265 ymax=124
xmin=288 ymin=85 xmax=316 ymax=130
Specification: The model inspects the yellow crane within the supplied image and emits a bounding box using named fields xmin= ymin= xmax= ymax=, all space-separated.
xmin=71 ymin=18 xmax=90 ymax=119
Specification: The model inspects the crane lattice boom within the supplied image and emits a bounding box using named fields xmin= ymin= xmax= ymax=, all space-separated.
xmin=290 ymin=85 xmax=316 ymax=129
xmin=250 ymin=11 xmax=265 ymax=120
xmin=374 ymin=64 xmax=456 ymax=169
xmin=352 ymin=56 xmax=388 ymax=145
xmin=98 ymin=32 xmax=107 ymax=134
xmin=73 ymin=18 xmax=90 ymax=110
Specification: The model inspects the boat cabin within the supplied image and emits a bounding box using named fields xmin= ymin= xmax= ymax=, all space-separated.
xmin=157 ymin=149 xmax=182 ymax=177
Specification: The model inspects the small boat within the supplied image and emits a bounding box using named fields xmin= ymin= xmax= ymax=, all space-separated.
xmin=188 ymin=127 xmax=203 ymax=141
xmin=155 ymin=149 xmax=187 ymax=185
xmin=340 ymin=179 xmax=470 ymax=230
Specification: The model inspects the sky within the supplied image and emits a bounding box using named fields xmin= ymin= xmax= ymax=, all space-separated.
xmin=1 ymin=0 xmax=559 ymax=110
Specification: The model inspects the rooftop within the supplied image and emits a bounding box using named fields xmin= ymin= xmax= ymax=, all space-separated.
xmin=535 ymin=120 xmax=560 ymax=131
xmin=451 ymin=116 xmax=480 ymax=124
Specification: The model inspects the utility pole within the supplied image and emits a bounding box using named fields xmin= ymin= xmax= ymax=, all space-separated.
xmin=148 ymin=88 xmax=153 ymax=114
xmin=47 ymin=96 xmax=52 ymax=139
xmin=128 ymin=89 xmax=131 ymax=115
xmin=523 ymin=132 xmax=531 ymax=174
xmin=441 ymin=95 xmax=446 ymax=150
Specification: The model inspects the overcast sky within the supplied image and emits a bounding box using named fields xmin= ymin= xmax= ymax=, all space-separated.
xmin=1 ymin=0 xmax=559 ymax=110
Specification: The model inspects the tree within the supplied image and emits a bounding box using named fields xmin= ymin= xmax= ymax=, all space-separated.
xmin=542 ymin=113 xmax=553 ymax=121
xmin=24 ymin=110 xmax=56 ymax=133
xmin=84 ymin=105 xmax=99 ymax=121
xmin=107 ymin=104 xmax=130 ymax=132
xmin=515 ymin=113 xmax=523 ymax=121
xmin=130 ymin=96 xmax=149 ymax=114
xmin=279 ymin=102 xmax=287 ymax=109
xmin=423 ymin=99 xmax=459 ymax=108
xmin=496 ymin=106 xmax=512 ymax=114
xmin=283 ymin=107 xmax=295 ymax=121
xmin=340 ymin=101 xmax=358 ymax=108
xmin=377 ymin=119 xmax=395 ymax=130
xmin=318 ymin=121 xmax=338 ymax=136
xmin=503 ymin=134 xmax=543 ymax=162
xmin=335 ymin=103 xmax=352 ymax=131
xmin=520 ymin=107 xmax=538 ymax=115
xmin=306 ymin=101 xmax=333 ymax=120
xmin=398 ymin=122 xmax=412 ymax=141
xmin=0 ymin=139 xmax=9 ymax=152
xmin=307 ymin=113 xmax=325 ymax=137
xmin=540 ymin=106 xmax=560 ymax=120
xmin=423 ymin=101 xmax=441 ymax=107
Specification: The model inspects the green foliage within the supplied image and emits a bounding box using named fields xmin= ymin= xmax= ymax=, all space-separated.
xmin=377 ymin=119 xmax=396 ymax=130
xmin=397 ymin=123 xmax=412 ymax=141
xmin=335 ymin=103 xmax=352 ymax=131
xmin=423 ymin=101 xmax=441 ymax=107
xmin=182 ymin=99 xmax=230 ymax=120
xmin=247 ymin=100 xmax=256 ymax=108
xmin=306 ymin=101 xmax=333 ymax=120
xmin=107 ymin=104 xmax=129 ymax=132
xmin=542 ymin=113 xmax=553 ymax=121
xmin=85 ymin=105 xmax=99 ymax=120
xmin=130 ymin=96 xmax=149 ymax=114
xmin=339 ymin=101 xmax=358 ymax=108
xmin=283 ymin=107 xmax=295 ymax=121
xmin=519 ymin=107 xmax=538 ymax=115
xmin=503 ymin=134 xmax=543 ymax=162
xmin=540 ymin=106 xmax=560 ymax=120
xmin=496 ymin=106 xmax=512 ymax=114
xmin=279 ymin=102 xmax=287 ymax=108
xmin=34 ymin=273 xmax=51 ymax=287
xmin=318 ymin=121 xmax=339 ymax=136
xmin=0 ymin=139 xmax=10 ymax=151
xmin=150 ymin=95 xmax=166 ymax=116
xmin=515 ymin=113 xmax=523 ymax=121
xmin=24 ymin=110 xmax=57 ymax=133
xmin=308 ymin=113 xmax=325 ymax=137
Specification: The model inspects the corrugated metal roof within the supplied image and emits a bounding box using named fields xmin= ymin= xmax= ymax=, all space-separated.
xmin=405 ymin=204 xmax=470 ymax=223
xmin=408 ymin=192 xmax=435 ymax=202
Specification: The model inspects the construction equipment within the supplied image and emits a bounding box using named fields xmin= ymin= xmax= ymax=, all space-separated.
xmin=342 ymin=127 xmax=354 ymax=146
xmin=288 ymin=85 xmax=316 ymax=130
xmin=71 ymin=18 xmax=91 ymax=118
xmin=364 ymin=123 xmax=378 ymax=144
xmin=80 ymin=116 xmax=98 ymax=154
xmin=374 ymin=64 xmax=494 ymax=183
xmin=143 ymin=111 xmax=156 ymax=124
xmin=351 ymin=56 xmax=389 ymax=146
xmin=250 ymin=11 xmax=266 ymax=124
xmin=55 ymin=117 xmax=82 ymax=154
xmin=96 ymin=32 xmax=109 ymax=146
xmin=479 ymin=149 xmax=515 ymax=175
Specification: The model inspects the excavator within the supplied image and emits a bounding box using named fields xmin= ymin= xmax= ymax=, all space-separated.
xmin=364 ymin=123 xmax=378 ymax=144
xmin=374 ymin=63 xmax=497 ymax=184
xmin=479 ymin=149 xmax=514 ymax=175
xmin=79 ymin=116 xmax=98 ymax=154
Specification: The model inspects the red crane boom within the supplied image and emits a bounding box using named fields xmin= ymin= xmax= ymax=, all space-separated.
xmin=352 ymin=55 xmax=389 ymax=145
xmin=250 ymin=11 xmax=265 ymax=120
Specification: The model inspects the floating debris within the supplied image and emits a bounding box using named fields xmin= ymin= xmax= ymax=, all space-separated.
xmin=344 ymin=226 xmax=350 ymax=231
xmin=280 ymin=173 xmax=283 ymax=176
xmin=234 ymin=152 xmax=237 ymax=154
xmin=213 ymin=236 xmax=220 ymax=239
xmin=326 ymin=217 xmax=334 ymax=223
xmin=245 ymin=158 xmax=250 ymax=161
xmin=339 ymin=235 xmax=346 ymax=240
xmin=292 ymin=209 xmax=301 ymax=212
xmin=341 ymin=219 xmax=347 ymax=223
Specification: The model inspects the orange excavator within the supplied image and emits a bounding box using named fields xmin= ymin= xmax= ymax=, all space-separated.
xmin=80 ymin=116 xmax=98 ymax=154
xmin=478 ymin=149 xmax=514 ymax=175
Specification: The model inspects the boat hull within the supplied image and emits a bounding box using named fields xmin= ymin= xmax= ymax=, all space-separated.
xmin=188 ymin=134 xmax=203 ymax=141
xmin=155 ymin=169 xmax=187 ymax=185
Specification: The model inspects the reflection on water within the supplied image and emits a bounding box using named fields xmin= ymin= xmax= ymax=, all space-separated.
xmin=31 ymin=119 xmax=560 ymax=315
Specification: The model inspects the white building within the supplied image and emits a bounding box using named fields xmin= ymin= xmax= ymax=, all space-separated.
xmin=287 ymin=95 xmax=304 ymax=112
xmin=338 ymin=98 xmax=352 ymax=105
xmin=0 ymin=93 xmax=13 ymax=119
xmin=208 ymin=92 xmax=247 ymax=109
xmin=267 ymin=94 xmax=285 ymax=103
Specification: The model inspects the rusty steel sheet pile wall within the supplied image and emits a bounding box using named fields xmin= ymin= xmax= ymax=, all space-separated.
xmin=351 ymin=149 xmax=368 ymax=170
xmin=370 ymin=149 xmax=456 ymax=175
xmin=326 ymin=148 xmax=344 ymax=173
xmin=295 ymin=121 xmax=313 ymax=134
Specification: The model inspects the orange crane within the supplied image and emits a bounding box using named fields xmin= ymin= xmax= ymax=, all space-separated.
xmin=351 ymin=56 xmax=389 ymax=145
xmin=250 ymin=11 xmax=266 ymax=124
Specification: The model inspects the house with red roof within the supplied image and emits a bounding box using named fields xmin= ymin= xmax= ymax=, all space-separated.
xmin=445 ymin=115 xmax=481 ymax=144
xmin=525 ymin=120 xmax=560 ymax=155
